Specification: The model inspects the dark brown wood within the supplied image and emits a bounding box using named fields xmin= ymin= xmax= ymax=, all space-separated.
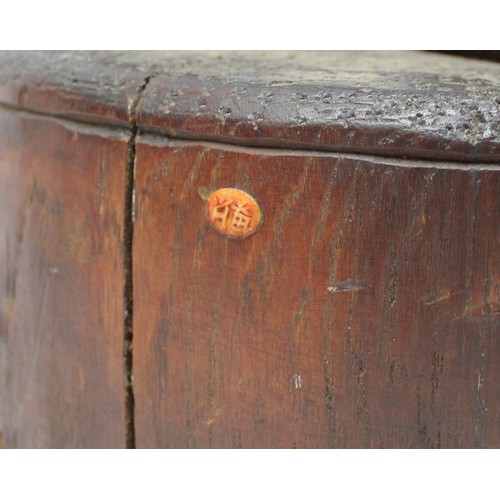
xmin=134 ymin=51 xmax=500 ymax=162
xmin=0 ymin=51 xmax=499 ymax=448
xmin=2 ymin=51 xmax=500 ymax=162
xmin=133 ymin=136 xmax=500 ymax=448
xmin=0 ymin=51 xmax=150 ymax=127
xmin=0 ymin=108 xmax=128 ymax=448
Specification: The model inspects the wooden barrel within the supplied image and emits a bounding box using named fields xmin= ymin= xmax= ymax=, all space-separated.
xmin=0 ymin=51 xmax=499 ymax=448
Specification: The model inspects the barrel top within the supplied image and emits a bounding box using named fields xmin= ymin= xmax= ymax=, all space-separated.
xmin=1 ymin=50 xmax=499 ymax=161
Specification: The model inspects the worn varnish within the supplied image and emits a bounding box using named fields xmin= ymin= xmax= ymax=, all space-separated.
xmin=0 ymin=51 xmax=499 ymax=448
xmin=132 ymin=51 xmax=500 ymax=162
xmin=0 ymin=51 xmax=150 ymax=127
xmin=0 ymin=108 xmax=128 ymax=448
xmin=1 ymin=51 xmax=500 ymax=162
xmin=133 ymin=137 xmax=499 ymax=448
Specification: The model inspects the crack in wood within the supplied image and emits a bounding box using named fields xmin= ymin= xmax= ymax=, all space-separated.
xmin=123 ymin=73 xmax=155 ymax=449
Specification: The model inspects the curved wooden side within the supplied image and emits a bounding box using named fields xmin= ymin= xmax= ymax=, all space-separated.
xmin=133 ymin=136 xmax=500 ymax=448
xmin=0 ymin=108 xmax=128 ymax=448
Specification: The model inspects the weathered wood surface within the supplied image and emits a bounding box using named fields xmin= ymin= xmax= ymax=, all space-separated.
xmin=136 ymin=51 xmax=500 ymax=162
xmin=1 ymin=51 xmax=500 ymax=162
xmin=0 ymin=51 xmax=150 ymax=127
xmin=0 ymin=51 xmax=499 ymax=448
xmin=133 ymin=136 xmax=500 ymax=448
xmin=0 ymin=108 xmax=128 ymax=448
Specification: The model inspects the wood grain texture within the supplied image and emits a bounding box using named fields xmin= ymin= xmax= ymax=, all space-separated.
xmin=0 ymin=51 xmax=150 ymax=127
xmin=133 ymin=136 xmax=500 ymax=448
xmin=0 ymin=108 xmax=128 ymax=448
xmin=1 ymin=51 xmax=500 ymax=162
xmin=1 ymin=51 xmax=499 ymax=449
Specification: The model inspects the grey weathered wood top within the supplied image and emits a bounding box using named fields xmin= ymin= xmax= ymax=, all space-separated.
xmin=0 ymin=51 xmax=499 ymax=161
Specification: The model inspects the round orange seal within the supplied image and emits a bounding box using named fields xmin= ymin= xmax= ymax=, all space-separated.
xmin=207 ymin=188 xmax=262 ymax=239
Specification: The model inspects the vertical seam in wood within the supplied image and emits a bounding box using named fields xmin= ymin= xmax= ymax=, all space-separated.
xmin=124 ymin=73 xmax=154 ymax=449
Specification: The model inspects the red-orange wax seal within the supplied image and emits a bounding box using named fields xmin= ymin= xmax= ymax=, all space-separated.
xmin=207 ymin=188 xmax=262 ymax=239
